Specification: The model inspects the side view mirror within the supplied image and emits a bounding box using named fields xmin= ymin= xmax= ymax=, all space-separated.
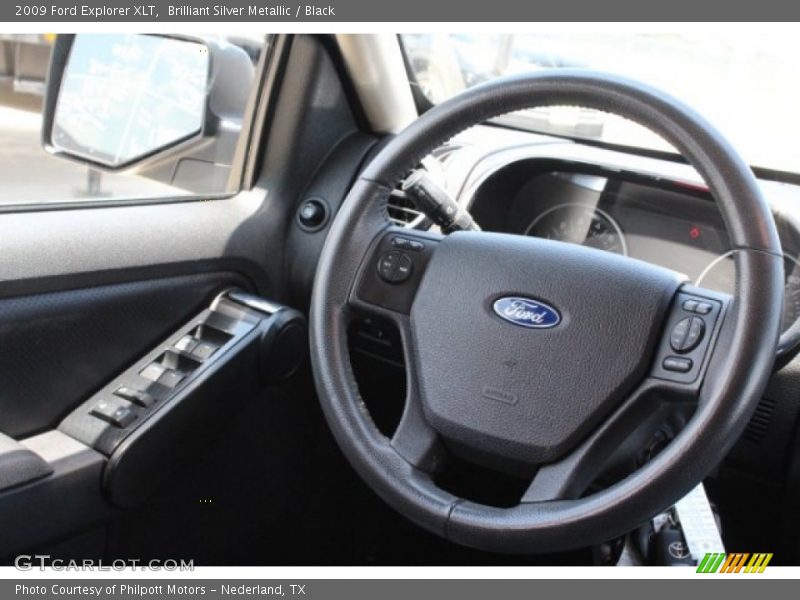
xmin=41 ymin=34 xmax=256 ymax=194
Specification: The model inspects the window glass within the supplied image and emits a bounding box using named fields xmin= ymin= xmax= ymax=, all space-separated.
xmin=401 ymin=31 xmax=800 ymax=174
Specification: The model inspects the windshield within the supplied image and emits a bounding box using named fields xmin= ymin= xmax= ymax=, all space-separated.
xmin=401 ymin=32 xmax=800 ymax=174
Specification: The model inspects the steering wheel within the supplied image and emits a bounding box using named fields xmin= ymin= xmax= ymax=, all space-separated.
xmin=309 ymin=71 xmax=784 ymax=553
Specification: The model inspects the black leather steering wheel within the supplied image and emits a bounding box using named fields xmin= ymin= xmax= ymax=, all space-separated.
xmin=309 ymin=71 xmax=784 ymax=553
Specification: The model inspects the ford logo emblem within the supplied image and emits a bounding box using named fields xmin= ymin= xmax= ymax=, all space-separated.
xmin=492 ymin=297 xmax=561 ymax=329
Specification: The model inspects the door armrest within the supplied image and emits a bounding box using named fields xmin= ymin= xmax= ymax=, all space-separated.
xmin=0 ymin=432 xmax=53 ymax=491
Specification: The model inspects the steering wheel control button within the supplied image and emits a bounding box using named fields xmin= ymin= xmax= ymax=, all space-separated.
xmin=663 ymin=356 xmax=693 ymax=373
xmin=694 ymin=302 xmax=713 ymax=315
xmin=91 ymin=398 xmax=137 ymax=428
xmin=377 ymin=251 xmax=399 ymax=281
xmin=394 ymin=254 xmax=414 ymax=282
xmin=670 ymin=317 xmax=691 ymax=351
xmin=670 ymin=316 xmax=706 ymax=353
xmin=683 ymin=298 xmax=714 ymax=315
xmin=684 ymin=317 xmax=706 ymax=351
xmin=654 ymin=293 xmax=724 ymax=383
xmin=114 ymin=387 xmax=154 ymax=408
xmin=392 ymin=236 xmax=425 ymax=252
xmin=358 ymin=232 xmax=438 ymax=313
xmin=377 ymin=251 xmax=414 ymax=284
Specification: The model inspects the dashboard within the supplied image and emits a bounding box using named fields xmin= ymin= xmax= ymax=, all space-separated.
xmin=399 ymin=127 xmax=800 ymax=359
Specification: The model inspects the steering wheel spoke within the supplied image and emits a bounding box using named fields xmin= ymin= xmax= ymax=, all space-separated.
xmin=347 ymin=225 xmax=443 ymax=318
xmin=388 ymin=314 xmax=447 ymax=473
xmin=522 ymin=381 xmax=692 ymax=502
xmin=343 ymin=225 xmax=446 ymax=473
xmin=521 ymin=281 xmax=740 ymax=503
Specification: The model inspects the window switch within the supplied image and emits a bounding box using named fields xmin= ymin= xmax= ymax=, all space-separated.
xmin=174 ymin=335 xmax=198 ymax=354
xmin=140 ymin=363 xmax=166 ymax=382
xmin=114 ymin=386 xmax=154 ymax=408
xmin=191 ymin=342 xmax=218 ymax=360
xmin=157 ymin=369 xmax=185 ymax=389
xmin=91 ymin=398 xmax=137 ymax=428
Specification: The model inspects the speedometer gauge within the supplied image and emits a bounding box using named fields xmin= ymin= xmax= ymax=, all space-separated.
xmin=696 ymin=252 xmax=800 ymax=334
xmin=524 ymin=203 xmax=628 ymax=255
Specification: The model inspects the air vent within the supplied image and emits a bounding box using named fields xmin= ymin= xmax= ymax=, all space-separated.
xmin=387 ymin=187 xmax=426 ymax=228
xmin=743 ymin=396 xmax=777 ymax=444
xmin=386 ymin=152 xmax=452 ymax=229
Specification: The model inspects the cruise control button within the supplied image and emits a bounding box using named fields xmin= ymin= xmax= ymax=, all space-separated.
xmin=663 ymin=356 xmax=693 ymax=373
xmin=683 ymin=298 xmax=714 ymax=315
xmin=670 ymin=316 xmax=705 ymax=353
xmin=683 ymin=316 xmax=706 ymax=352
xmin=682 ymin=299 xmax=699 ymax=312
xmin=670 ymin=317 xmax=691 ymax=351
xmin=694 ymin=302 xmax=713 ymax=315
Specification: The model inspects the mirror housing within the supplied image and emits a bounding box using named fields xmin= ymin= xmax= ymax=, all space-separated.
xmin=41 ymin=34 xmax=256 ymax=194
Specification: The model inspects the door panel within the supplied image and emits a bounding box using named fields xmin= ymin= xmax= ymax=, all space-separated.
xmin=0 ymin=271 xmax=248 ymax=437
xmin=0 ymin=33 xmax=373 ymax=562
